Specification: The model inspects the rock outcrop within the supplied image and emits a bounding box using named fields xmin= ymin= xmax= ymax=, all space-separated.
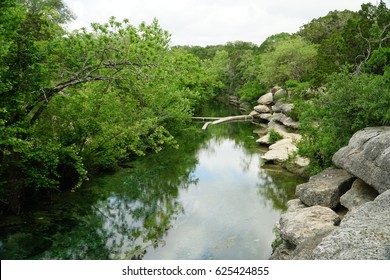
xmin=312 ymin=189 xmax=390 ymax=260
xmin=333 ymin=127 xmax=390 ymax=194
xmin=271 ymin=200 xmax=340 ymax=260
xmin=296 ymin=168 xmax=355 ymax=209
xmin=251 ymin=87 xmax=309 ymax=169
xmin=271 ymin=127 xmax=390 ymax=260
xmin=280 ymin=205 xmax=340 ymax=247
xmin=340 ymin=179 xmax=379 ymax=214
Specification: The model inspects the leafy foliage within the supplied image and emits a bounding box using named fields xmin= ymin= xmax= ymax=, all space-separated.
xmin=298 ymin=69 xmax=390 ymax=174
xmin=0 ymin=2 xmax=215 ymax=213
xmin=2 ymin=0 xmax=390 ymax=213
xmin=259 ymin=36 xmax=317 ymax=87
xmin=268 ymin=129 xmax=284 ymax=144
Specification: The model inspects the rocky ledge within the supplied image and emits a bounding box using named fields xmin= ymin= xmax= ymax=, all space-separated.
xmin=271 ymin=127 xmax=390 ymax=260
xmin=250 ymin=87 xmax=309 ymax=170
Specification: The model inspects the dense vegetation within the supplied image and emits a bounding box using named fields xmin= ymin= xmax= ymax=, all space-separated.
xmin=1 ymin=0 xmax=389 ymax=214
xmin=0 ymin=0 xmax=220 ymax=213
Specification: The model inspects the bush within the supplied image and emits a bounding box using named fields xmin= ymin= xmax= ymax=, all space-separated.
xmin=269 ymin=129 xmax=284 ymax=143
xmin=297 ymin=69 xmax=390 ymax=175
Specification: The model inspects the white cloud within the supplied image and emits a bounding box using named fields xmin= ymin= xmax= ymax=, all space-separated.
xmin=63 ymin=0 xmax=378 ymax=46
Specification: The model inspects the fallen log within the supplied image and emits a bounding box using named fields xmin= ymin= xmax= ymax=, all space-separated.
xmin=191 ymin=117 xmax=221 ymax=121
xmin=201 ymin=115 xmax=253 ymax=130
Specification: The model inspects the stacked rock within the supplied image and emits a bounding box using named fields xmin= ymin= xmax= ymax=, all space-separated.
xmin=271 ymin=127 xmax=390 ymax=260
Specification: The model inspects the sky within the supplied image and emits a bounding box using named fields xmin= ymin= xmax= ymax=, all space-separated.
xmin=63 ymin=0 xmax=384 ymax=46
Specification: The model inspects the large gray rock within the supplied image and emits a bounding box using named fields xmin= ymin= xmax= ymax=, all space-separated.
xmin=259 ymin=113 xmax=273 ymax=122
xmin=340 ymin=178 xmax=379 ymax=213
xmin=254 ymin=104 xmax=271 ymax=113
xmin=257 ymin=92 xmax=274 ymax=105
xmin=296 ymin=168 xmax=355 ymax=209
xmin=333 ymin=127 xmax=390 ymax=194
xmin=279 ymin=205 xmax=340 ymax=247
xmin=272 ymin=102 xmax=294 ymax=116
xmin=271 ymin=200 xmax=338 ymax=260
xmin=272 ymin=113 xmax=298 ymax=129
xmin=312 ymin=189 xmax=390 ymax=260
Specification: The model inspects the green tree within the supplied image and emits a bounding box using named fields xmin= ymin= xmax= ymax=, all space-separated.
xmin=0 ymin=0 xmax=212 ymax=214
xmin=259 ymin=36 xmax=318 ymax=87
xmin=20 ymin=0 xmax=75 ymax=24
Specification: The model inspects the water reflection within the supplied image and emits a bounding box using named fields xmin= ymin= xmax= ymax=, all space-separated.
xmin=0 ymin=102 xmax=305 ymax=259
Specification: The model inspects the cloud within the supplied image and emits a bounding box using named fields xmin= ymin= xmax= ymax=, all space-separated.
xmin=63 ymin=0 xmax=378 ymax=46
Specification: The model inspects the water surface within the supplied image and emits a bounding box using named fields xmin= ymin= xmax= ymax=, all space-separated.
xmin=0 ymin=102 xmax=304 ymax=259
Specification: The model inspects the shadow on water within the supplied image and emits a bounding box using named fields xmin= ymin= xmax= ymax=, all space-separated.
xmin=0 ymin=101 xmax=305 ymax=259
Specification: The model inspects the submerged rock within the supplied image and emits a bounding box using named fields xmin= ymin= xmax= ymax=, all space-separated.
xmin=333 ymin=127 xmax=390 ymax=194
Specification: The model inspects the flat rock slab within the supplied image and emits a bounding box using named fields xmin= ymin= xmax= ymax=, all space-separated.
xmin=260 ymin=131 xmax=309 ymax=167
xmin=312 ymin=189 xmax=390 ymax=260
xmin=272 ymin=113 xmax=298 ymax=129
xmin=333 ymin=127 xmax=390 ymax=194
xmin=296 ymin=168 xmax=355 ymax=208
xmin=279 ymin=205 xmax=340 ymax=247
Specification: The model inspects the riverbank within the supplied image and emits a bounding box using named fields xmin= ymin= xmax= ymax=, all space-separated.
xmin=271 ymin=127 xmax=390 ymax=260
xmin=229 ymin=86 xmax=309 ymax=176
xmin=230 ymin=90 xmax=390 ymax=260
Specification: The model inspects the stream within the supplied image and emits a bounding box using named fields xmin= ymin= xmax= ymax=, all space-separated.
xmin=0 ymin=102 xmax=305 ymax=259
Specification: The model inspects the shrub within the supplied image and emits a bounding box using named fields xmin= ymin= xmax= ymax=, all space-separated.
xmin=269 ymin=129 xmax=284 ymax=143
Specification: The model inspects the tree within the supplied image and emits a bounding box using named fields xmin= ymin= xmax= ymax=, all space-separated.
xmin=327 ymin=1 xmax=390 ymax=74
xmin=297 ymin=10 xmax=356 ymax=44
xmin=20 ymin=0 xmax=75 ymax=24
xmin=259 ymin=36 xmax=317 ymax=87
xmin=0 ymin=1 xmax=211 ymax=214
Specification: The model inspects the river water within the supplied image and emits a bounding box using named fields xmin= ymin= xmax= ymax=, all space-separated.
xmin=0 ymin=102 xmax=304 ymax=259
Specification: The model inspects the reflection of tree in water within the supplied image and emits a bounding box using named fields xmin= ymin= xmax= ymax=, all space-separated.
xmin=40 ymin=128 xmax=202 ymax=259
xmin=92 ymin=170 xmax=199 ymax=259
xmin=256 ymin=165 xmax=306 ymax=211
xmin=93 ymin=193 xmax=183 ymax=259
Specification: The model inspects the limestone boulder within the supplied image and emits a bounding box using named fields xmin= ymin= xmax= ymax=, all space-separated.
xmin=258 ymin=113 xmax=273 ymax=122
xmin=257 ymin=92 xmax=274 ymax=105
xmin=261 ymin=138 xmax=297 ymax=162
xmin=279 ymin=205 xmax=340 ymax=247
xmin=254 ymin=104 xmax=271 ymax=113
xmin=296 ymin=168 xmax=355 ymax=209
xmin=286 ymin=199 xmax=307 ymax=212
xmin=267 ymin=120 xmax=288 ymax=132
xmin=340 ymin=178 xmax=379 ymax=213
xmin=260 ymin=130 xmax=308 ymax=167
xmin=256 ymin=134 xmax=272 ymax=145
xmin=312 ymin=189 xmax=390 ymax=260
xmin=333 ymin=127 xmax=390 ymax=194
xmin=272 ymin=103 xmax=294 ymax=116
xmin=272 ymin=113 xmax=298 ymax=129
